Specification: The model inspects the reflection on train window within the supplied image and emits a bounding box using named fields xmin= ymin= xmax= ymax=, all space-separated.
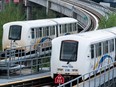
xmin=60 ymin=40 xmax=78 ymax=62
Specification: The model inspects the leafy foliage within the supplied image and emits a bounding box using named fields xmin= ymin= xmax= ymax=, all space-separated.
xmin=0 ymin=2 xmax=25 ymax=50
xmin=99 ymin=13 xmax=116 ymax=29
xmin=31 ymin=4 xmax=57 ymax=19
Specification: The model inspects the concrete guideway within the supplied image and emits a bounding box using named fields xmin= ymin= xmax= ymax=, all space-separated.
xmin=0 ymin=71 xmax=50 ymax=86
xmin=28 ymin=0 xmax=94 ymax=31
xmin=28 ymin=0 xmax=113 ymax=31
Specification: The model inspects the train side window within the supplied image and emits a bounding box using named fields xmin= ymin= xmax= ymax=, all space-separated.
xmin=38 ymin=27 xmax=42 ymax=38
xmin=50 ymin=26 xmax=55 ymax=35
xmin=91 ymin=45 xmax=94 ymax=59
xmin=103 ymin=41 xmax=108 ymax=54
xmin=110 ymin=39 xmax=114 ymax=52
xmin=36 ymin=28 xmax=38 ymax=38
xmin=59 ymin=25 xmax=61 ymax=34
xmin=62 ymin=24 xmax=65 ymax=33
xmin=64 ymin=24 xmax=67 ymax=33
xmin=46 ymin=27 xmax=49 ymax=36
xmin=75 ymin=23 xmax=78 ymax=31
xmin=68 ymin=23 xmax=72 ymax=32
xmin=31 ymin=28 xmax=34 ymax=39
xmin=96 ymin=43 xmax=101 ymax=57
xmin=53 ymin=26 xmax=56 ymax=35
xmin=61 ymin=24 xmax=67 ymax=33
xmin=43 ymin=27 xmax=45 ymax=36
xmin=73 ymin=23 xmax=77 ymax=31
xmin=43 ymin=27 xmax=49 ymax=36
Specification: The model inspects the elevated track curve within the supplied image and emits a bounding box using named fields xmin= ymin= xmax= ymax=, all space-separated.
xmin=28 ymin=0 xmax=113 ymax=31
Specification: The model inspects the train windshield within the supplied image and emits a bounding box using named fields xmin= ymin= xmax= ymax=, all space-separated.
xmin=60 ymin=40 xmax=78 ymax=62
xmin=9 ymin=25 xmax=22 ymax=40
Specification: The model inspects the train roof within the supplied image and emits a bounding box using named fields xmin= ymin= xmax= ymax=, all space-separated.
xmin=3 ymin=19 xmax=56 ymax=28
xmin=77 ymin=27 xmax=116 ymax=40
xmin=3 ymin=17 xmax=77 ymax=28
xmin=53 ymin=27 xmax=116 ymax=43
xmin=51 ymin=17 xmax=78 ymax=24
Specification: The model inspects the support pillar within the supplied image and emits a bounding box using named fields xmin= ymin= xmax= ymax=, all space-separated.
xmin=25 ymin=0 xmax=31 ymax=20
xmin=46 ymin=0 xmax=49 ymax=16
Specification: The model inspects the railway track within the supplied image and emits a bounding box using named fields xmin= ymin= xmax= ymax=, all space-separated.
xmin=61 ymin=0 xmax=106 ymax=31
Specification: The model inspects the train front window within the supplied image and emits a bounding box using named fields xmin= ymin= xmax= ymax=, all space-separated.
xmin=9 ymin=25 xmax=22 ymax=40
xmin=60 ymin=40 xmax=78 ymax=62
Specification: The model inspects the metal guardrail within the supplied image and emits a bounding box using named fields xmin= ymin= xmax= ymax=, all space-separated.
xmin=58 ymin=61 xmax=116 ymax=87
xmin=0 ymin=41 xmax=51 ymax=79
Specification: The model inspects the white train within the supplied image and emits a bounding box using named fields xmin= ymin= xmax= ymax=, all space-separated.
xmin=51 ymin=27 xmax=116 ymax=79
xmin=2 ymin=17 xmax=78 ymax=55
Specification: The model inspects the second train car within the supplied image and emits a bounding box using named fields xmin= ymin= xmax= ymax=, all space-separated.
xmin=2 ymin=17 xmax=78 ymax=55
xmin=51 ymin=27 xmax=116 ymax=79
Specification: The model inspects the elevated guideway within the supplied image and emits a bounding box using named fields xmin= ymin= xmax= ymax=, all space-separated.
xmin=28 ymin=0 xmax=96 ymax=31
xmin=28 ymin=0 xmax=114 ymax=31
xmin=0 ymin=72 xmax=50 ymax=86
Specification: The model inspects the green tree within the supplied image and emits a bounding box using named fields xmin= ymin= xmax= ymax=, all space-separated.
xmin=0 ymin=2 xmax=25 ymax=50
xmin=31 ymin=4 xmax=57 ymax=19
xmin=99 ymin=13 xmax=116 ymax=29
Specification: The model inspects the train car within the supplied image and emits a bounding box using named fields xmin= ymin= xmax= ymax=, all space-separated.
xmin=2 ymin=17 xmax=78 ymax=54
xmin=51 ymin=27 xmax=116 ymax=79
